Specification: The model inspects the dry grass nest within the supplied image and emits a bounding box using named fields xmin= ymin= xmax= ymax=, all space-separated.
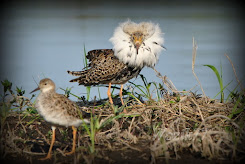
xmin=1 ymin=91 xmax=244 ymax=163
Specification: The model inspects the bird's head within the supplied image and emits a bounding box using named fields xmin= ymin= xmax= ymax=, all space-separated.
xmin=110 ymin=20 xmax=165 ymax=68
xmin=130 ymin=32 xmax=144 ymax=54
xmin=30 ymin=78 xmax=56 ymax=94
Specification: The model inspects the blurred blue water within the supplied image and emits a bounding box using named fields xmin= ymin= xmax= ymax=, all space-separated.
xmin=0 ymin=3 xmax=243 ymax=101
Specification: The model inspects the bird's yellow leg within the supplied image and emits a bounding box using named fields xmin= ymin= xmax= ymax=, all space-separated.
xmin=119 ymin=84 xmax=124 ymax=105
xmin=39 ymin=126 xmax=56 ymax=160
xmin=107 ymin=82 xmax=113 ymax=104
xmin=65 ymin=126 xmax=77 ymax=155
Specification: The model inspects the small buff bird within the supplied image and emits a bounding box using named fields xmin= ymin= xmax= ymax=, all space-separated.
xmin=30 ymin=78 xmax=89 ymax=160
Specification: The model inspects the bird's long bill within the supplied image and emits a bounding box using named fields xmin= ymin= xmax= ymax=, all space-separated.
xmin=30 ymin=87 xmax=40 ymax=94
xmin=135 ymin=43 xmax=140 ymax=54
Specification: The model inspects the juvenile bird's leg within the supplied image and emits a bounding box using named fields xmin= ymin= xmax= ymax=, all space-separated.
xmin=107 ymin=82 xmax=113 ymax=104
xmin=40 ymin=126 xmax=56 ymax=160
xmin=65 ymin=126 xmax=77 ymax=155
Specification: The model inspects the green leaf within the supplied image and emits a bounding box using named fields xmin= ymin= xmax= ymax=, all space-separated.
xmin=1 ymin=79 xmax=12 ymax=93
xmin=99 ymin=114 xmax=125 ymax=129
xmin=203 ymin=65 xmax=223 ymax=89
xmin=16 ymin=86 xmax=25 ymax=96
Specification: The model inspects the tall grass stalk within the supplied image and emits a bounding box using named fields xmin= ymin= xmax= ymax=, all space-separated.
xmin=127 ymin=74 xmax=163 ymax=102
xmin=97 ymin=87 xmax=101 ymax=100
xmin=83 ymin=45 xmax=91 ymax=101
xmin=225 ymin=84 xmax=239 ymax=103
xmin=213 ymin=80 xmax=232 ymax=101
xmin=152 ymin=82 xmax=162 ymax=101
xmin=228 ymin=92 xmax=244 ymax=119
xmin=81 ymin=111 xmax=128 ymax=154
xmin=140 ymin=74 xmax=151 ymax=98
xmin=128 ymin=74 xmax=152 ymax=100
xmin=192 ymin=38 xmax=206 ymax=101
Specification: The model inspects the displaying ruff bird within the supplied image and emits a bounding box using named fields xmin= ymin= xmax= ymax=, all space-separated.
xmin=30 ymin=78 xmax=89 ymax=160
xmin=68 ymin=20 xmax=165 ymax=105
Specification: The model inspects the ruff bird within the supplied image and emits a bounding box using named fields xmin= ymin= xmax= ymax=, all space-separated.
xmin=30 ymin=78 xmax=89 ymax=160
xmin=68 ymin=20 xmax=165 ymax=105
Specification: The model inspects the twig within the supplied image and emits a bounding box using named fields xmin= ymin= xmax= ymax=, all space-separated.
xmin=190 ymin=98 xmax=204 ymax=121
xmin=203 ymin=114 xmax=241 ymax=130
xmin=121 ymin=141 xmax=142 ymax=152
xmin=36 ymin=126 xmax=50 ymax=144
xmin=153 ymin=67 xmax=194 ymax=94
xmin=56 ymin=148 xmax=66 ymax=156
xmin=225 ymin=54 xmax=244 ymax=95
xmin=23 ymin=150 xmax=46 ymax=155
xmin=15 ymin=115 xmax=27 ymax=134
xmin=128 ymin=116 xmax=136 ymax=133
xmin=153 ymin=67 xmax=177 ymax=92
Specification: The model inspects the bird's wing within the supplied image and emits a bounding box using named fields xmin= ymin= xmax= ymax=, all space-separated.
xmin=86 ymin=49 xmax=111 ymax=67
xmin=68 ymin=49 xmax=127 ymax=85
xmin=53 ymin=93 xmax=90 ymax=120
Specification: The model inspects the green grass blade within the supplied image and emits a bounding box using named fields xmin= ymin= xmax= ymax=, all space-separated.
xmin=225 ymin=84 xmax=239 ymax=103
xmin=97 ymin=87 xmax=101 ymax=100
xmin=126 ymin=92 xmax=143 ymax=104
xmin=83 ymin=44 xmax=88 ymax=67
xmin=139 ymin=74 xmax=148 ymax=88
xmin=128 ymin=81 xmax=147 ymax=97
xmin=59 ymin=87 xmax=81 ymax=100
xmin=99 ymin=114 xmax=125 ymax=129
xmin=203 ymin=64 xmax=223 ymax=89
xmin=152 ymin=82 xmax=161 ymax=101
xmin=139 ymin=74 xmax=151 ymax=97
xmin=82 ymin=45 xmax=91 ymax=101
xmin=228 ymin=95 xmax=241 ymax=119
xmin=213 ymin=80 xmax=232 ymax=99
xmin=204 ymin=64 xmax=224 ymax=102
xmin=86 ymin=87 xmax=91 ymax=101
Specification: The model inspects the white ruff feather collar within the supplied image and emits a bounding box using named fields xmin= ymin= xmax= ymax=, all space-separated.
xmin=110 ymin=20 xmax=165 ymax=68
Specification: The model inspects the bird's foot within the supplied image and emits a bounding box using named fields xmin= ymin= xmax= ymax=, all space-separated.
xmin=39 ymin=153 xmax=52 ymax=160
xmin=65 ymin=150 xmax=75 ymax=156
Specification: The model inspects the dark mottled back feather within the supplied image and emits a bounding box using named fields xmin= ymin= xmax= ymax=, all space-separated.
xmin=67 ymin=49 xmax=141 ymax=86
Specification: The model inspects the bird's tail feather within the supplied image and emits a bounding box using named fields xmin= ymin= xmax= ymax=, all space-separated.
xmin=67 ymin=70 xmax=88 ymax=76
xmin=69 ymin=77 xmax=82 ymax=83
xmin=67 ymin=70 xmax=88 ymax=84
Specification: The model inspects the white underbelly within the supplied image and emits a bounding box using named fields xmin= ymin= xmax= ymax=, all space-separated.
xmin=36 ymin=100 xmax=83 ymax=127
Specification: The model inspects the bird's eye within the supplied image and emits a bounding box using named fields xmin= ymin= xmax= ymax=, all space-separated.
xmin=44 ymin=83 xmax=47 ymax=85
xmin=130 ymin=35 xmax=135 ymax=40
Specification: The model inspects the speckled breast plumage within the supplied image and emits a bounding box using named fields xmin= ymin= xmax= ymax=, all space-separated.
xmin=35 ymin=90 xmax=86 ymax=127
